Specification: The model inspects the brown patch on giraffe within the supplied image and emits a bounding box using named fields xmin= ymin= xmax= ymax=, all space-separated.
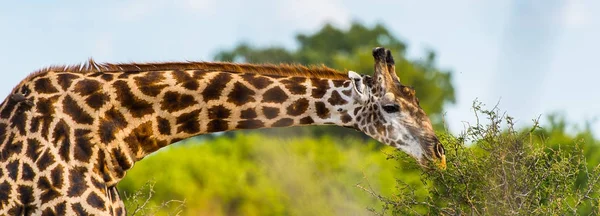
xmin=53 ymin=120 xmax=71 ymax=162
xmin=173 ymin=70 xmax=199 ymax=91
xmin=202 ymin=73 xmax=232 ymax=101
xmin=208 ymin=105 xmax=231 ymax=119
xmin=55 ymin=73 xmax=81 ymax=91
xmin=98 ymin=108 xmax=128 ymax=143
xmin=156 ymin=117 xmax=171 ymax=135
xmin=327 ymin=90 xmax=347 ymax=106
xmin=74 ymin=79 xmax=102 ymax=96
xmin=25 ymin=138 xmax=42 ymax=162
xmin=341 ymin=113 xmax=352 ymax=124
xmin=0 ymin=182 xmax=11 ymax=209
xmin=299 ymin=116 xmax=314 ymax=125
xmin=310 ymin=78 xmax=329 ymax=98
xmin=88 ymin=72 xmax=102 ymax=77
xmin=272 ymin=118 xmax=294 ymax=127
xmin=71 ymin=203 xmax=87 ymax=215
xmin=42 ymin=201 xmax=67 ymax=216
xmin=91 ymin=178 xmax=104 ymax=194
xmin=236 ymin=120 xmax=265 ymax=129
xmin=0 ymin=123 xmax=6 ymax=144
xmin=227 ymin=82 xmax=256 ymax=106
xmin=176 ymin=110 xmax=201 ymax=134
xmin=286 ymin=98 xmax=309 ymax=116
xmin=85 ymin=92 xmax=110 ymax=110
xmin=38 ymin=176 xmax=61 ymax=203
xmin=134 ymin=72 xmax=169 ymax=97
xmin=34 ymin=78 xmax=59 ymax=94
xmin=342 ymin=89 xmax=352 ymax=97
xmin=6 ymin=161 xmax=18 ymax=180
xmin=1 ymin=139 xmax=22 ymax=161
xmin=262 ymin=86 xmax=288 ymax=103
xmin=281 ymin=77 xmax=307 ymax=95
xmin=51 ymin=164 xmax=65 ymax=189
xmin=18 ymin=84 xmax=32 ymax=95
xmin=332 ymin=80 xmax=345 ymax=87
xmin=17 ymin=185 xmax=35 ymax=214
xmin=73 ymin=79 xmax=109 ymax=109
xmin=125 ymin=121 xmax=160 ymax=154
xmin=115 ymin=205 xmax=124 ymax=216
xmin=0 ymin=99 xmax=17 ymax=119
xmin=207 ymin=119 xmax=229 ymax=133
xmin=94 ymin=150 xmax=111 ymax=183
xmin=7 ymin=205 xmax=21 ymax=215
xmin=113 ymin=80 xmax=154 ymax=117
xmin=74 ymin=129 xmax=93 ymax=162
xmin=111 ymin=148 xmax=130 ymax=179
xmin=31 ymin=96 xmax=58 ymax=137
xmin=87 ymin=192 xmax=106 ymax=210
xmin=242 ymin=74 xmax=273 ymax=89
xmin=10 ymin=107 xmax=27 ymax=135
xmin=353 ymin=107 xmax=361 ymax=116
xmin=262 ymin=107 xmax=279 ymax=119
xmin=314 ymin=102 xmax=330 ymax=119
xmin=240 ymin=108 xmax=257 ymax=119
xmin=101 ymin=74 xmax=114 ymax=82
xmin=21 ymin=163 xmax=34 ymax=181
xmin=63 ymin=95 xmax=94 ymax=124
xmin=67 ymin=166 xmax=88 ymax=197
xmin=162 ymin=91 xmax=197 ymax=112
xmin=367 ymin=125 xmax=375 ymax=135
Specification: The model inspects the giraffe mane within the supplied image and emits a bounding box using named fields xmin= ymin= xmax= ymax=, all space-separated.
xmin=30 ymin=59 xmax=348 ymax=80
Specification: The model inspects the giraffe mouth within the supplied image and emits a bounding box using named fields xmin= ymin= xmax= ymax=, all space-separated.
xmin=418 ymin=155 xmax=446 ymax=170
xmin=418 ymin=136 xmax=446 ymax=170
xmin=435 ymin=155 xmax=446 ymax=170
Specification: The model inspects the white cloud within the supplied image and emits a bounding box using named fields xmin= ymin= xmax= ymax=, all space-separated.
xmin=276 ymin=0 xmax=350 ymax=30
xmin=563 ymin=0 xmax=587 ymax=28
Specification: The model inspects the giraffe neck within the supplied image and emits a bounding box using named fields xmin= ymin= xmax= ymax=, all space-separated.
xmin=99 ymin=70 xmax=359 ymax=184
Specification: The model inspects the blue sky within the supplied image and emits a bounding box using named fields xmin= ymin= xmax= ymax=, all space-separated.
xmin=0 ymin=0 xmax=598 ymax=136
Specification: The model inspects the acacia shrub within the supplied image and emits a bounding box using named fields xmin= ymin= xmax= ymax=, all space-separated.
xmin=369 ymin=102 xmax=600 ymax=215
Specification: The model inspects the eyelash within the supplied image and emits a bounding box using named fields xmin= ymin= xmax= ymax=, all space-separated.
xmin=382 ymin=104 xmax=400 ymax=113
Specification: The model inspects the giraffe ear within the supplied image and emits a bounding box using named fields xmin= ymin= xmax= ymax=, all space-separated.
xmin=348 ymin=71 xmax=368 ymax=103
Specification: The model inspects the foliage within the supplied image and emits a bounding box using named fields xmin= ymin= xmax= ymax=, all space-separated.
xmin=119 ymin=134 xmax=418 ymax=216
xmin=214 ymin=22 xmax=455 ymax=131
xmin=369 ymin=101 xmax=600 ymax=215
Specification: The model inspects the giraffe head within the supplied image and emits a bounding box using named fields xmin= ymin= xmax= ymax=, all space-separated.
xmin=349 ymin=47 xmax=446 ymax=169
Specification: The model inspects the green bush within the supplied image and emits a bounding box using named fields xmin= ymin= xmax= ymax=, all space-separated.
xmin=118 ymin=134 xmax=415 ymax=215
xmin=371 ymin=102 xmax=600 ymax=215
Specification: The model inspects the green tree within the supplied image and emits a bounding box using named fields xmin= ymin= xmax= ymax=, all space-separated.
xmin=214 ymin=22 xmax=455 ymax=134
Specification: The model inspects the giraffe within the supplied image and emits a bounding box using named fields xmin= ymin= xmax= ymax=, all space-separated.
xmin=0 ymin=47 xmax=445 ymax=215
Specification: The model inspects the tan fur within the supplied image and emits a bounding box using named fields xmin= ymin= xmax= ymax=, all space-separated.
xmin=31 ymin=59 xmax=345 ymax=79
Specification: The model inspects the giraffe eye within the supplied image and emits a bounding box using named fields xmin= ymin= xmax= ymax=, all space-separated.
xmin=382 ymin=104 xmax=400 ymax=113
